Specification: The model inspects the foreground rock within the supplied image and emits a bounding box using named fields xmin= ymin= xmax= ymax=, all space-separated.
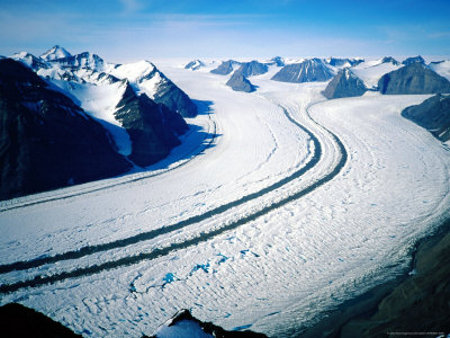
xmin=0 ymin=59 xmax=132 ymax=200
xmin=226 ymin=71 xmax=256 ymax=92
xmin=402 ymin=94 xmax=450 ymax=142
xmin=322 ymin=68 xmax=367 ymax=99
xmin=147 ymin=309 xmax=267 ymax=338
xmin=271 ymin=58 xmax=334 ymax=83
xmin=378 ymin=63 xmax=450 ymax=94
xmin=340 ymin=225 xmax=450 ymax=338
xmin=0 ymin=303 xmax=81 ymax=337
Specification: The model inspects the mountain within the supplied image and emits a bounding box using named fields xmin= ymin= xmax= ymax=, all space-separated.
xmin=380 ymin=56 xmax=400 ymax=65
xmin=401 ymin=94 xmax=450 ymax=142
xmin=402 ymin=55 xmax=425 ymax=66
xmin=11 ymin=51 xmax=49 ymax=71
xmin=111 ymin=60 xmax=198 ymax=117
xmin=54 ymin=52 xmax=106 ymax=71
xmin=14 ymin=47 xmax=198 ymax=118
xmin=210 ymin=60 xmax=241 ymax=75
xmin=226 ymin=71 xmax=256 ymax=92
xmin=40 ymin=45 xmax=71 ymax=61
xmin=322 ymin=68 xmax=367 ymax=99
xmin=114 ymin=82 xmax=188 ymax=166
xmin=326 ymin=57 xmax=364 ymax=68
xmin=378 ymin=63 xmax=450 ymax=94
xmin=237 ymin=60 xmax=268 ymax=77
xmin=185 ymin=59 xmax=205 ymax=71
xmin=271 ymin=58 xmax=334 ymax=83
xmin=269 ymin=56 xmax=285 ymax=67
xmin=351 ymin=58 xmax=403 ymax=89
xmin=0 ymin=58 xmax=132 ymax=200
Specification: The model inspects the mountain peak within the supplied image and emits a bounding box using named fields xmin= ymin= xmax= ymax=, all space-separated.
xmin=41 ymin=45 xmax=71 ymax=61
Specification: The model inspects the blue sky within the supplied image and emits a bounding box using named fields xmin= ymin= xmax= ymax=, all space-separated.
xmin=0 ymin=0 xmax=449 ymax=61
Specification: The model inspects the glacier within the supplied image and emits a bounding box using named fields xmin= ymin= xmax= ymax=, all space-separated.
xmin=0 ymin=57 xmax=449 ymax=337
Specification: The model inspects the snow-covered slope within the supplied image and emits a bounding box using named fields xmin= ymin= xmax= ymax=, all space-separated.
xmin=51 ymin=79 xmax=132 ymax=156
xmin=0 ymin=58 xmax=449 ymax=338
xmin=429 ymin=60 xmax=450 ymax=81
xmin=351 ymin=57 xmax=403 ymax=89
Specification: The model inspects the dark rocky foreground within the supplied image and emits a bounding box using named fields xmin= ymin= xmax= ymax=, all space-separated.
xmin=401 ymin=93 xmax=450 ymax=142
xmin=0 ymin=303 xmax=81 ymax=337
xmin=298 ymin=218 xmax=450 ymax=338
xmin=147 ymin=309 xmax=267 ymax=338
xmin=0 ymin=304 xmax=266 ymax=337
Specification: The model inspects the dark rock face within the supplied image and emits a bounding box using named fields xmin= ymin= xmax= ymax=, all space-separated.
xmin=150 ymin=69 xmax=198 ymax=118
xmin=115 ymin=82 xmax=188 ymax=167
xmin=237 ymin=60 xmax=268 ymax=77
xmin=378 ymin=63 xmax=450 ymax=94
xmin=211 ymin=60 xmax=240 ymax=75
xmin=0 ymin=59 xmax=132 ymax=201
xmin=322 ymin=68 xmax=367 ymax=99
xmin=401 ymin=94 xmax=450 ymax=142
xmin=402 ymin=55 xmax=425 ymax=66
xmin=0 ymin=303 xmax=81 ymax=338
xmin=226 ymin=71 xmax=256 ymax=92
xmin=271 ymin=58 xmax=334 ymax=83
xmin=147 ymin=309 xmax=267 ymax=338
xmin=381 ymin=56 xmax=400 ymax=65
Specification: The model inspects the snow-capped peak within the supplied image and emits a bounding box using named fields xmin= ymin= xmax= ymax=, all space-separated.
xmin=110 ymin=60 xmax=156 ymax=83
xmin=41 ymin=45 xmax=71 ymax=61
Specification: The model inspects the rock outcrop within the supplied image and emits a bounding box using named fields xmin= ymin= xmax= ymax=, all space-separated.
xmin=114 ymin=82 xmax=188 ymax=167
xmin=226 ymin=71 xmax=256 ymax=92
xmin=401 ymin=94 xmax=450 ymax=142
xmin=237 ymin=60 xmax=268 ymax=77
xmin=184 ymin=59 xmax=205 ymax=70
xmin=271 ymin=58 xmax=334 ymax=83
xmin=402 ymin=55 xmax=425 ymax=66
xmin=210 ymin=60 xmax=241 ymax=75
xmin=322 ymin=68 xmax=367 ymax=99
xmin=378 ymin=63 xmax=450 ymax=94
xmin=381 ymin=56 xmax=400 ymax=65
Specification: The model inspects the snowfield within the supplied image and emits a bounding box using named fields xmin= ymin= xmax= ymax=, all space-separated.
xmin=0 ymin=60 xmax=449 ymax=337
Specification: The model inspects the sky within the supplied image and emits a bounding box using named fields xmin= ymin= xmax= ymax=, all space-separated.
xmin=0 ymin=0 xmax=449 ymax=62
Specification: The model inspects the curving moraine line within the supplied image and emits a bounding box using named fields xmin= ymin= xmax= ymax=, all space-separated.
xmin=0 ymin=103 xmax=348 ymax=294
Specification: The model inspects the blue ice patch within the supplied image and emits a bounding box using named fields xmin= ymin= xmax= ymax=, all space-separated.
xmin=163 ymin=273 xmax=176 ymax=283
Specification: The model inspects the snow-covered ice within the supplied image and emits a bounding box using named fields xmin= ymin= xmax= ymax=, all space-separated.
xmin=0 ymin=59 xmax=449 ymax=337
